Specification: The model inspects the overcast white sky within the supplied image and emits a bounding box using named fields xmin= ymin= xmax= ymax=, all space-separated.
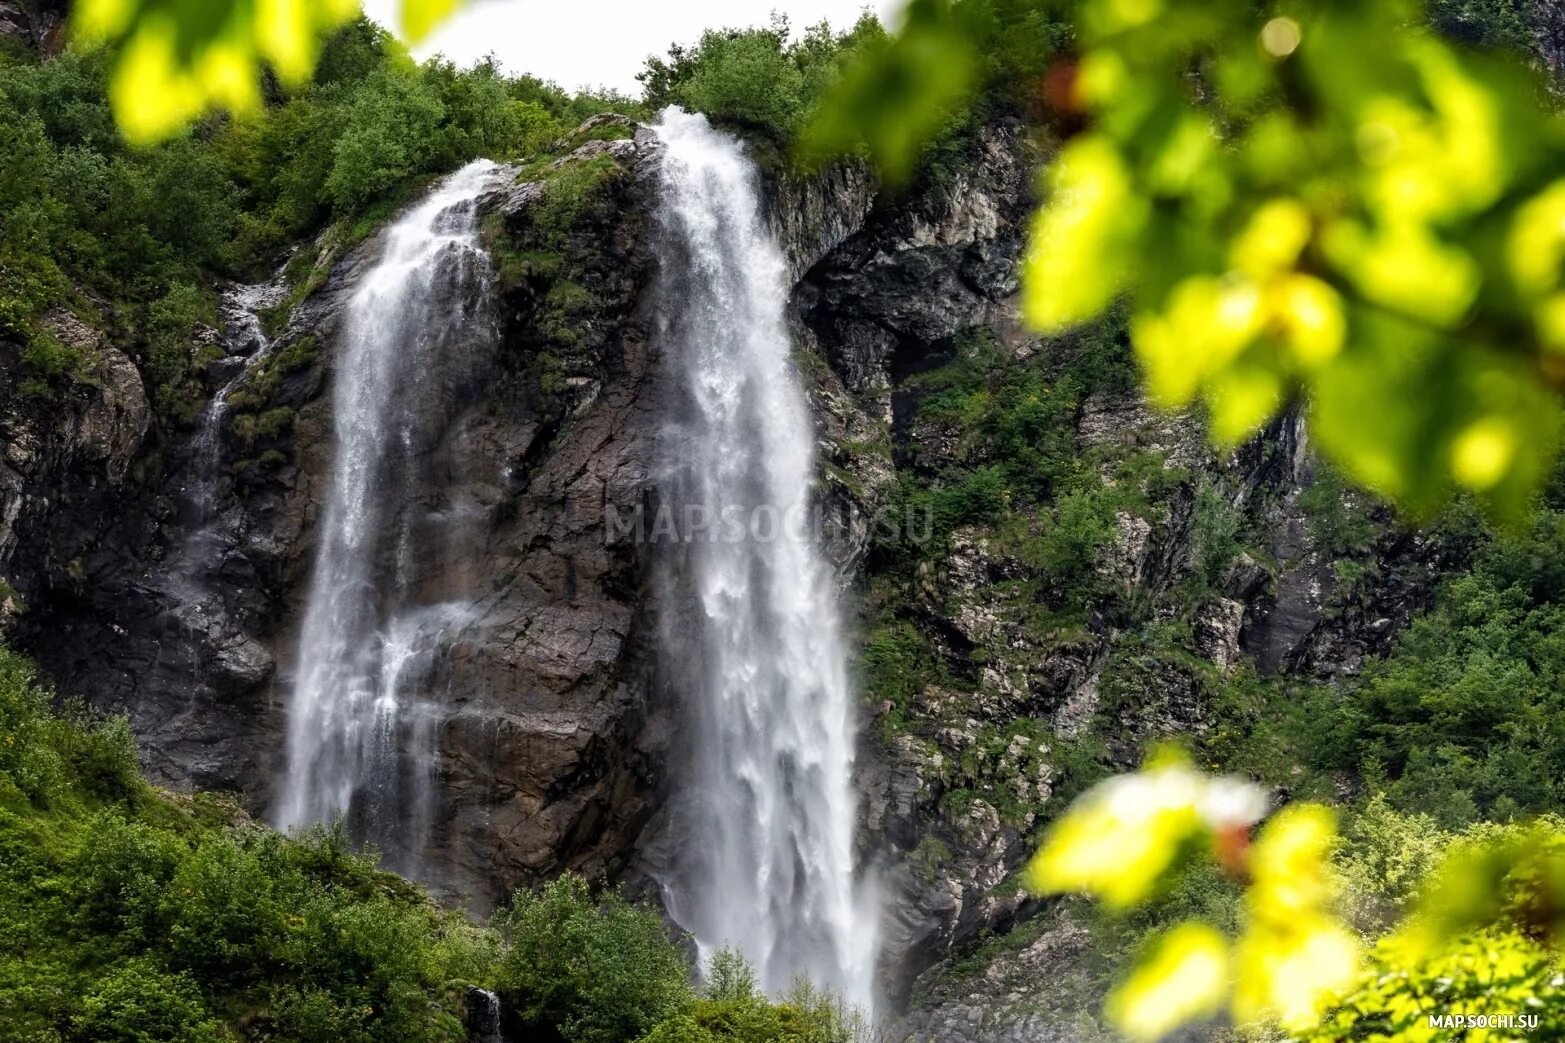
xmin=359 ymin=0 xmax=904 ymax=94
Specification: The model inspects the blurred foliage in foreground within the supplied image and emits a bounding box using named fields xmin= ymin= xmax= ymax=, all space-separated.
xmin=812 ymin=0 xmax=1565 ymax=521
xmin=1027 ymin=752 xmax=1360 ymax=1039
xmin=1028 ymin=752 xmax=1565 ymax=1040
xmin=70 ymin=0 xmax=470 ymax=143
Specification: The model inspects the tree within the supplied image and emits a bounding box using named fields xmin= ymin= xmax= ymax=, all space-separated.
xmin=323 ymin=63 xmax=445 ymax=210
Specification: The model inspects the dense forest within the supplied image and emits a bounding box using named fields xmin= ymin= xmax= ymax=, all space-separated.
xmin=5 ymin=0 xmax=1565 ymax=1040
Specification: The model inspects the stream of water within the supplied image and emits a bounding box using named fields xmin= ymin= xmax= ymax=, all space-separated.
xmin=652 ymin=108 xmax=880 ymax=1012
xmin=276 ymin=159 xmax=500 ymax=871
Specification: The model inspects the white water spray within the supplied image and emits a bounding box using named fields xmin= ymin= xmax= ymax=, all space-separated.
xmin=277 ymin=160 xmax=499 ymax=867
xmin=652 ymin=109 xmax=879 ymax=1011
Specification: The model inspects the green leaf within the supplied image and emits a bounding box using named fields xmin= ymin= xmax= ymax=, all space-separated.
xmin=801 ymin=0 xmax=979 ymax=186
xmin=70 ymin=0 xmax=470 ymax=144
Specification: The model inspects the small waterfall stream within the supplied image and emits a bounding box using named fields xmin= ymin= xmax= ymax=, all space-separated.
xmin=153 ymin=273 xmax=290 ymax=712
xmin=189 ymin=280 xmax=285 ymax=521
xmin=276 ymin=159 xmax=500 ymax=870
xmin=171 ymin=274 xmax=287 ymax=582
xmin=651 ymin=109 xmax=879 ymax=1011
xmin=467 ymin=987 xmax=506 ymax=1043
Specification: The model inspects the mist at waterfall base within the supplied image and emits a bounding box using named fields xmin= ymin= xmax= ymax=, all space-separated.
xmin=651 ymin=108 xmax=881 ymax=1013
xmin=275 ymin=159 xmax=500 ymax=876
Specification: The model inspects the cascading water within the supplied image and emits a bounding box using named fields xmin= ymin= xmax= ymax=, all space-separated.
xmin=276 ymin=159 xmax=500 ymax=871
xmin=467 ymin=988 xmax=506 ymax=1043
xmin=172 ymin=276 xmax=288 ymax=578
xmin=188 ymin=279 xmax=285 ymax=522
xmin=651 ymin=109 xmax=879 ymax=1012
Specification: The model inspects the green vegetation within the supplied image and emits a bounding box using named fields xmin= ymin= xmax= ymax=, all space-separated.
xmin=226 ymin=335 xmax=320 ymax=415
xmin=1304 ymin=497 xmax=1565 ymax=827
xmin=483 ymin=147 xmax=633 ymax=408
xmin=0 ymin=641 xmax=874 ymax=1042
xmin=494 ymin=874 xmax=688 ymax=1043
xmin=19 ymin=1 xmax=1565 ymax=1038
xmin=861 ymin=613 xmax=951 ymax=727
xmin=0 ymin=20 xmax=639 ymax=433
xmin=990 ymin=441 xmax=1565 ymax=1038
xmin=871 ymin=318 xmax=1141 ymax=569
xmin=855 ymin=254 xmax=1565 ymax=1038
xmin=530 ymin=155 xmax=624 ymax=249
xmin=639 ymin=15 xmax=883 ymax=152
xmin=1295 ymin=465 xmax=1378 ymax=557
xmin=1026 ymin=753 xmax=1565 ymax=1039
xmin=1428 ymin=0 xmax=1537 ymax=50
xmin=803 ymin=0 xmax=1072 ymax=186
xmin=0 ymin=640 xmax=492 ymax=1042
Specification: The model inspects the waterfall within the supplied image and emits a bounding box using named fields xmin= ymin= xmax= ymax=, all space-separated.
xmin=190 ymin=279 xmax=284 ymax=519
xmin=173 ymin=274 xmax=287 ymax=579
xmin=467 ymin=987 xmax=506 ymax=1043
xmin=651 ymin=109 xmax=879 ymax=1012
xmin=276 ymin=159 xmax=500 ymax=870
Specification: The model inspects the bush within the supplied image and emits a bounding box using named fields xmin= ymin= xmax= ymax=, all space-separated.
xmin=1312 ymin=536 xmax=1565 ymax=826
xmin=161 ymin=837 xmax=281 ymax=988
xmin=494 ymin=874 xmax=692 ymax=1043
xmin=73 ymin=959 xmax=222 ymax=1043
xmin=637 ymin=951 xmax=873 ymax=1043
xmin=76 ymin=813 xmax=181 ymax=941
xmin=58 ymin=711 xmax=142 ymax=804
xmin=18 ymin=329 xmax=85 ymax=396
xmin=0 ymin=638 xmax=503 ymax=1040
xmin=675 ymin=29 xmax=808 ymax=137
xmin=324 ymin=65 xmax=446 ymax=212
xmin=0 ymin=646 xmax=69 ymax=805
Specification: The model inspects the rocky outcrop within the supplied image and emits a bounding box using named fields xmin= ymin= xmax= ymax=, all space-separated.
xmin=795 ymin=120 xmax=1041 ymax=410
xmin=771 ymin=114 xmax=1459 ymax=1029
xmin=13 ymin=129 xmax=669 ymax=906
xmin=6 ymin=118 xmax=914 ymax=911
xmin=893 ymin=904 xmax=1109 ymax=1043
xmin=0 ymin=310 xmax=150 ymax=637
xmin=0 ymin=0 xmax=66 ymax=52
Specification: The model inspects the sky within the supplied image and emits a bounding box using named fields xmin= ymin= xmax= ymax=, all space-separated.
xmin=359 ymin=0 xmax=904 ymax=94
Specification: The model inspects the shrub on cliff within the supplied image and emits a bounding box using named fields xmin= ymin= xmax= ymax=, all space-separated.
xmin=494 ymin=874 xmax=691 ymax=1043
xmin=638 ymin=15 xmax=883 ymax=150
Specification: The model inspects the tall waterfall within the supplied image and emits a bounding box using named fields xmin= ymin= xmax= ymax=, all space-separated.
xmin=652 ymin=109 xmax=879 ymax=1011
xmin=276 ymin=159 xmax=500 ymax=869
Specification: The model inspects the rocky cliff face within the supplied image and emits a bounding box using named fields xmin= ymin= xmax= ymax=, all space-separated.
xmin=0 ymin=0 xmax=66 ymax=53
xmin=6 ymin=123 xmax=672 ymax=906
xmin=1 ymin=311 xmax=150 ymax=635
xmin=0 ymin=108 xmax=1448 ymax=1035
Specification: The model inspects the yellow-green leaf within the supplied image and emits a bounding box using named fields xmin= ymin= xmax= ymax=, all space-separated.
xmin=401 ymin=0 xmax=463 ymax=43
xmin=1024 ymin=135 xmax=1146 ymax=333
xmin=1025 ymin=760 xmax=1206 ymax=909
xmin=1107 ymin=923 xmax=1229 ymax=1042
